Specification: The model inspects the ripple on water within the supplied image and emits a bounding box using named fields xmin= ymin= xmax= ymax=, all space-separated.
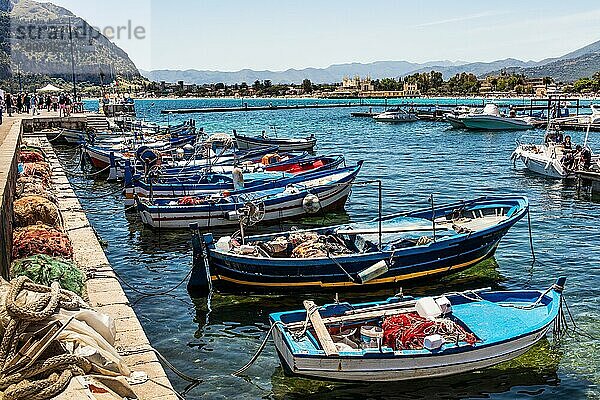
xmin=56 ymin=98 xmax=600 ymax=399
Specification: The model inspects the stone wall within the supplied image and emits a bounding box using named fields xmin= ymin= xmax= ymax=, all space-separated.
xmin=0 ymin=121 xmax=22 ymax=278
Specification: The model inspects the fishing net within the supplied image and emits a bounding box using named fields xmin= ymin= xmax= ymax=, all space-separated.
xmin=382 ymin=313 xmax=477 ymax=350
xmin=21 ymin=162 xmax=52 ymax=186
xmin=13 ymin=195 xmax=61 ymax=228
xmin=10 ymin=255 xmax=85 ymax=296
xmin=16 ymin=176 xmax=55 ymax=201
xmin=19 ymin=150 xmax=45 ymax=163
xmin=291 ymin=235 xmax=352 ymax=258
xmin=12 ymin=224 xmax=73 ymax=260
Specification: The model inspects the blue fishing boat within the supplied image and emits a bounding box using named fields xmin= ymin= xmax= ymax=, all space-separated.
xmin=189 ymin=196 xmax=528 ymax=294
xmin=123 ymin=155 xmax=345 ymax=205
xmin=234 ymin=131 xmax=317 ymax=152
xmin=268 ymin=278 xmax=565 ymax=381
xmin=137 ymin=162 xmax=363 ymax=229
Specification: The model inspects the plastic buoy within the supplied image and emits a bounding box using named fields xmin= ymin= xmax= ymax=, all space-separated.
xmin=302 ymin=194 xmax=321 ymax=214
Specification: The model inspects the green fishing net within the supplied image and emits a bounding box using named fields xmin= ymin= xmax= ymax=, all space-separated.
xmin=10 ymin=254 xmax=85 ymax=296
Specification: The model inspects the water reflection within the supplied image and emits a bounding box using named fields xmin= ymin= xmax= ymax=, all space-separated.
xmin=269 ymin=340 xmax=561 ymax=400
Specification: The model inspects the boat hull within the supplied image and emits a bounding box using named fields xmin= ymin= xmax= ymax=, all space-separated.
xmin=273 ymin=323 xmax=551 ymax=381
xmin=138 ymin=183 xmax=352 ymax=229
xmin=194 ymin=196 xmax=527 ymax=292
xmin=462 ymin=116 xmax=532 ymax=131
xmin=235 ymin=135 xmax=316 ymax=152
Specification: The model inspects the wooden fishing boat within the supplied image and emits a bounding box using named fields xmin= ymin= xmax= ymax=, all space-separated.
xmin=268 ymin=278 xmax=565 ymax=381
xmin=123 ymin=155 xmax=345 ymax=206
xmin=136 ymin=162 xmax=363 ymax=229
xmin=234 ymin=131 xmax=317 ymax=152
xmin=188 ymin=196 xmax=528 ymax=294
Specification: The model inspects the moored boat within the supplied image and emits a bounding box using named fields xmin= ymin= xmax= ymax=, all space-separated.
xmin=460 ymin=104 xmax=536 ymax=131
xmin=268 ymin=278 xmax=565 ymax=382
xmin=512 ymin=126 xmax=597 ymax=179
xmin=373 ymin=107 xmax=419 ymax=123
xmin=234 ymin=131 xmax=317 ymax=152
xmin=136 ymin=162 xmax=363 ymax=229
xmin=188 ymin=195 xmax=528 ymax=294
xmin=123 ymin=155 xmax=345 ymax=206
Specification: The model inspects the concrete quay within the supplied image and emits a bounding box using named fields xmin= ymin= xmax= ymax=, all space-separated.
xmin=0 ymin=115 xmax=178 ymax=400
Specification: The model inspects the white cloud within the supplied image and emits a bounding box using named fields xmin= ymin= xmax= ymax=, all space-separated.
xmin=414 ymin=11 xmax=508 ymax=27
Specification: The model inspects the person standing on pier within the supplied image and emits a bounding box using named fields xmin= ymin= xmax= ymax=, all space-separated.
xmin=0 ymin=90 xmax=4 ymax=125
xmin=30 ymin=94 xmax=38 ymax=116
xmin=5 ymin=93 xmax=13 ymax=117
xmin=24 ymin=93 xmax=31 ymax=114
xmin=16 ymin=94 xmax=22 ymax=114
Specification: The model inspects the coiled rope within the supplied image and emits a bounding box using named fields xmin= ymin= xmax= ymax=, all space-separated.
xmin=0 ymin=277 xmax=90 ymax=400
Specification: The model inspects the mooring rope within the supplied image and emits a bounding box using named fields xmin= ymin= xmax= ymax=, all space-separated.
xmin=232 ymin=322 xmax=282 ymax=377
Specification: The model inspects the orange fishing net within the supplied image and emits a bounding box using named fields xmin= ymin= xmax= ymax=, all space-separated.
xmin=12 ymin=224 xmax=73 ymax=260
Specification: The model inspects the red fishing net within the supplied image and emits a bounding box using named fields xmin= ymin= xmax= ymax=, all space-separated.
xmin=178 ymin=196 xmax=207 ymax=205
xmin=382 ymin=312 xmax=477 ymax=350
xmin=12 ymin=224 xmax=73 ymax=260
xmin=20 ymin=151 xmax=45 ymax=163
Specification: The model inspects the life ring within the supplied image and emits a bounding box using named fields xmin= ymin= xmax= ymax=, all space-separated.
xmin=302 ymin=194 xmax=321 ymax=214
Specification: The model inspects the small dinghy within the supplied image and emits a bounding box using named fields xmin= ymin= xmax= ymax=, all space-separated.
xmin=234 ymin=131 xmax=317 ymax=152
xmin=189 ymin=196 xmax=528 ymax=294
xmin=268 ymin=278 xmax=565 ymax=382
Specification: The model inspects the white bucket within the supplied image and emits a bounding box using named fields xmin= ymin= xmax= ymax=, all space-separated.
xmin=360 ymin=325 xmax=383 ymax=348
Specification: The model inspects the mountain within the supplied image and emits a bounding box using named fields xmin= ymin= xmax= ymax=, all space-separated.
xmin=142 ymin=38 xmax=600 ymax=85
xmin=404 ymin=58 xmax=538 ymax=80
xmin=491 ymin=53 xmax=600 ymax=82
xmin=141 ymin=60 xmax=466 ymax=85
xmin=1 ymin=0 xmax=140 ymax=82
xmin=484 ymin=39 xmax=600 ymax=81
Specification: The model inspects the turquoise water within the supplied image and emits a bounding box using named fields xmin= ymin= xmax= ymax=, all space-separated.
xmin=60 ymin=98 xmax=599 ymax=399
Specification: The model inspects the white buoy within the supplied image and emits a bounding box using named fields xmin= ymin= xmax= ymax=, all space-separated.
xmin=302 ymin=194 xmax=321 ymax=214
xmin=233 ymin=167 xmax=245 ymax=191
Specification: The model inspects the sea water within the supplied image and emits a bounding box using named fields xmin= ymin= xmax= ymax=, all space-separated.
xmin=56 ymin=98 xmax=600 ymax=399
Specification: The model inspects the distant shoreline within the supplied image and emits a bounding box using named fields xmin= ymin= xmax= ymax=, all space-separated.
xmin=83 ymin=95 xmax=600 ymax=102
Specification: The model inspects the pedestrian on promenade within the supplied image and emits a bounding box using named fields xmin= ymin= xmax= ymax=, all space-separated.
xmin=0 ymin=90 xmax=4 ymax=125
xmin=30 ymin=95 xmax=38 ymax=116
xmin=24 ymin=93 xmax=31 ymax=114
xmin=5 ymin=93 xmax=13 ymax=117
xmin=16 ymin=94 xmax=22 ymax=113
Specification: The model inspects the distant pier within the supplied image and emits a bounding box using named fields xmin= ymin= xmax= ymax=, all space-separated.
xmin=161 ymin=102 xmax=387 ymax=114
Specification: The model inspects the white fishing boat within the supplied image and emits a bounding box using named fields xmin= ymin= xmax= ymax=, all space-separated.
xmin=269 ymin=278 xmax=565 ymax=382
xmin=512 ymin=125 xmax=596 ymax=179
xmin=373 ymin=107 xmax=419 ymax=123
xmin=460 ymin=104 xmax=536 ymax=131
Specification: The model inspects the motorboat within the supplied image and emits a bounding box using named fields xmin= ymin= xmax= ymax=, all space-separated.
xmin=444 ymin=106 xmax=475 ymax=129
xmin=373 ymin=107 xmax=419 ymax=123
xmin=512 ymin=126 xmax=596 ymax=179
xmin=460 ymin=104 xmax=536 ymax=131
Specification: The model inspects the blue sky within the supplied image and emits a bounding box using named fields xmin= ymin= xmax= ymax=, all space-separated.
xmin=44 ymin=0 xmax=600 ymax=71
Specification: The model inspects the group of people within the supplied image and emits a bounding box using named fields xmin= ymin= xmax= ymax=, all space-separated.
xmin=0 ymin=91 xmax=81 ymax=124
xmin=554 ymin=133 xmax=593 ymax=171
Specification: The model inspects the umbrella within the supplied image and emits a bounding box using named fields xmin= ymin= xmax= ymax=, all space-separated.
xmin=37 ymin=84 xmax=62 ymax=93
